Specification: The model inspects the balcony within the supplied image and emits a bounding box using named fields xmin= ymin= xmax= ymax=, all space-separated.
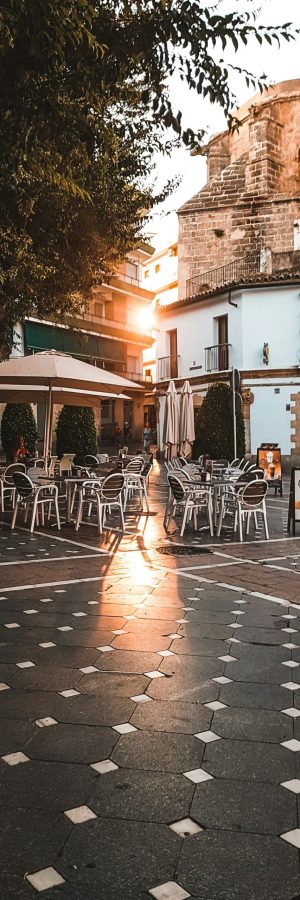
xmin=205 ymin=343 xmax=231 ymax=372
xmin=123 ymin=371 xmax=152 ymax=385
xmin=186 ymin=251 xmax=261 ymax=300
xmin=157 ymin=355 xmax=180 ymax=381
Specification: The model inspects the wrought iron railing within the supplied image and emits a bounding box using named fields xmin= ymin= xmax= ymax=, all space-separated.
xmin=186 ymin=251 xmax=261 ymax=300
xmin=205 ymin=343 xmax=231 ymax=372
xmin=157 ymin=355 xmax=180 ymax=381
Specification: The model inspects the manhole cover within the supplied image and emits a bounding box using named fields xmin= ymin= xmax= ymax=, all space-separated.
xmin=157 ymin=544 xmax=212 ymax=556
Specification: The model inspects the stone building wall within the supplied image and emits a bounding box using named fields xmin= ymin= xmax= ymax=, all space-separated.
xmin=178 ymin=80 xmax=300 ymax=298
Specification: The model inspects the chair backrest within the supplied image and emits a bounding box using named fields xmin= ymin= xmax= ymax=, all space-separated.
xmin=27 ymin=467 xmax=48 ymax=484
xmin=168 ymin=473 xmax=185 ymax=503
xmin=4 ymin=463 xmax=26 ymax=485
xmin=141 ymin=460 xmax=152 ymax=478
xmin=213 ymin=459 xmax=229 ymax=468
xmin=84 ymin=455 xmax=99 ymax=467
xmin=230 ymin=458 xmax=241 ymax=468
xmin=97 ymin=453 xmax=109 ymax=464
xmin=48 ymin=456 xmax=58 ymax=477
xmin=178 ymin=456 xmax=188 ymax=467
xmin=101 ymin=473 xmax=125 ymax=502
xmin=82 ymin=479 xmax=102 ymax=497
xmin=243 ymin=460 xmax=253 ymax=472
xmin=248 ymin=468 xmax=264 ymax=479
xmin=236 ymin=470 xmax=260 ymax=486
xmin=59 ymin=454 xmax=74 ymax=474
xmin=239 ymin=479 xmax=268 ymax=507
xmin=13 ymin=472 xmax=35 ymax=499
xmin=125 ymin=457 xmax=144 ymax=474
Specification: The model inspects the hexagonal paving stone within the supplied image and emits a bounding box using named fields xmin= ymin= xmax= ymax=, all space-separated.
xmin=131 ymin=700 xmax=212 ymax=735
xmin=112 ymin=731 xmax=204 ymax=774
xmin=89 ymin=767 xmax=194 ymax=823
xmin=202 ymin=739 xmax=294 ymax=784
xmin=212 ymin=707 xmax=293 ymax=743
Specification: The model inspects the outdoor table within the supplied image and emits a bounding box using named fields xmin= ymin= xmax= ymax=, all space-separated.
xmin=38 ymin=474 xmax=106 ymax=523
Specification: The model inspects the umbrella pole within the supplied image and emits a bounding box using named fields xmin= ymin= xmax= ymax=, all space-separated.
xmin=44 ymin=385 xmax=53 ymax=466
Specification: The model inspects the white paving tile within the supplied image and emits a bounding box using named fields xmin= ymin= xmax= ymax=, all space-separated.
xmin=205 ymin=701 xmax=228 ymax=711
xmin=183 ymin=768 xmax=213 ymax=784
xmin=281 ymin=779 xmax=300 ymax=794
xmin=2 ymin=751 xmax=29 ymax=765
xmin=218 ymin=655 xmax=237 ymax=663
xmin=97 ymin=646 xmax=115 ymax=653
xmin=5 ymin=623 xmax=20 ymax=629
xmin=130 ymin=694 xmax=153 ymax=703
xmin=281 ymin=682 xmax=300 ymax=691
xmin=230 ymin=610 xmax=245 ymax=615
xmin=124 ymin=615 xmax=137 ymax=620
xmin=149 ymin=882 xmax=190 ymax=900
xmin=64 ymin=805 xmax=96 ymax=824
xmin=168 ymin=633 xmax=182 ymax=640
xmin=281 ymin=660 xmax=299 ymax=668
xmin=60 ymin=689 xmax=80 ymax=698
xmin=281 ymin=739 xmax=300 ymax=752
xmin=194 ymin=730 xmax=221 ymax=743
xmin=281 ymin=829 xmax=300 ymax=849
xmin=144 ymin=670 xmax=165 ymax=679
xmin=79 ymin=665 xmax=99 ymax=674
xmin=39 ymin=642 xmax=56 ymax=649
xmin=88 ymin=600 xmax=98 ymax=605
xmin=282 ymin=643 xmax=299 ymax=650
xmin=282 ymin=628 xmax=298 ymax=634
xmin=112 ymin=723 xmax=137 ymax=734
xmin=26 ymin=867 xmax=65 ymax=891
xmin=281 ymin=615 xmax=297 ymax=619
xmin=112 ymin=629 xmax=127 ymax=635
xmin=0 ymin=683 xmax=10 ymax=691
xmin=213 ymin=676 xmax=232 ymax=684
xmin=281 ymin=707 xmax=300 ymax=718
xmin=35 ymin=717 xmax=57 ymax=728
xmin=227 ymin=623 xmax=243 ymax=629
xmin=72 ymin=612 xmax=87 ymax=617
xmin=175 ymin=619 xmax=188 ymax=624
xmin=234 ymin=599 xmax=247 ymax=604
xmin=169 ymin=817 xmax=202 ymax=837
xmin=16 ymin=660 xmax=35 ymax=669
xmin=90 ymin=759 xmax=119 ymax=774
xmin=157 ymin=650 xmax=174 ymax=657
xmin=57 ymin=626 xmax=73 ymax=631
xmin=23 ymin=609 xmax=38 ymax=615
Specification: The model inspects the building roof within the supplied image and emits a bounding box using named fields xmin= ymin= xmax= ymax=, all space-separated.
xmin=157 ymin=268 xmax=300 ymax=313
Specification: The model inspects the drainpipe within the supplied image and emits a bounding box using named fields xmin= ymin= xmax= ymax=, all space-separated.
xmin=228 ymin=289 xmax=237 ymax=309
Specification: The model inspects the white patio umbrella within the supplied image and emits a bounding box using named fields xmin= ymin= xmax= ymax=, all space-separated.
xmin=163 ymin=380 xmax=180 ymax=459
xmin=0 ymin=351 xmax=141 ymax=461
xmin=179 ymin=380 xmax=195 ymax=458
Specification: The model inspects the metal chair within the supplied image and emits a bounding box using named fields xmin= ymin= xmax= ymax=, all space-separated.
xmin=164 ymin=473 xmax=213 ymax=538
xmin=235 ymin=479 xmax=269 ymax=541
xmin=11 ymin=472 xmax=60 ymax=533
xmin=123 ymin=458 xmax=148 ymax=511
xmin=76 ymin=474 xmax=124 ymax=533
xmin=75 ymin=479 xmax=104 ymax=531
xmin=84 ymin=455 xmax=99 ymax=469
xmin=59 ymin=454 xmax=75 ymax=475
xmin=0 ymin=463 xmax=26 ymax=511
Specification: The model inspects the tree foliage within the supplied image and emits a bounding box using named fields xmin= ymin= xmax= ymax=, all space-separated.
xmin=0 ymin=1 xmax=296 ymax=342
xmin=193 ymin=382 xmax=245 ymax=461
xmin=1 ymin=403 xmax=38 ymax=459
xmin=56 ymin=405 xmax=97 ymax=463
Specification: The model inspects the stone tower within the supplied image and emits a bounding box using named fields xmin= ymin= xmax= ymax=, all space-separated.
xmin=178 ymin=79 xmax=300 ymax=298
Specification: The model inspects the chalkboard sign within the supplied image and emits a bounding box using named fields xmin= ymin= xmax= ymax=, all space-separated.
xmin=287 ymin=468 xmax=300 ymax=535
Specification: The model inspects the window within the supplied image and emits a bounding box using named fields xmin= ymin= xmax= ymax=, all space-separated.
xmin=144 ymin=269 xmax=149 ymax=279
xmin=125 ymin=260 xmax=138 ymax=281
xmin=169 ymin=247 xmax=177 ymax=257
xmin=155 ymin=263 xmax=160 ymax=273
xmin=94 ymin=301 xmax=106 ymax=318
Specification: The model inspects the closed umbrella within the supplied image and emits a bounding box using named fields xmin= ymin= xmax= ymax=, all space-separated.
xmin=179 ymin=380 xmax=195 ymax=458
xmin=163 ymin=380 xmax=180 ymax=459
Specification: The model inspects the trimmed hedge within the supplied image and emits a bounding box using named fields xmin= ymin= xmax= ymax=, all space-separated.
xmin=193 ymin=382 xmax=245 ymax=461
xmin=56 ymin=405 xmax=97 ymax=464
xmin=1 ymin=403 xmax=38 ymax=460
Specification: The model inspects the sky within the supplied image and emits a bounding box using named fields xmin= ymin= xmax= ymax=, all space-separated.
xmin=148 ymin=0 xmax=300 ymax=249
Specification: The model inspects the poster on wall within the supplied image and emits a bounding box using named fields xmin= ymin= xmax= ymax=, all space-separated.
xmin=295 ymin=472 xmax=300 ymax=522
xmin=257 ymin=447 xmax=282 ymax=482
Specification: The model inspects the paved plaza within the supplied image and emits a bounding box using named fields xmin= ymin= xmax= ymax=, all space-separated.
xmin=1 ymin=464 xmax=300 ymax=898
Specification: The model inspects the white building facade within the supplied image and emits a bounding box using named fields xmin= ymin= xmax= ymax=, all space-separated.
xmin=155 ymin=276 xmax=300 ymax=460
